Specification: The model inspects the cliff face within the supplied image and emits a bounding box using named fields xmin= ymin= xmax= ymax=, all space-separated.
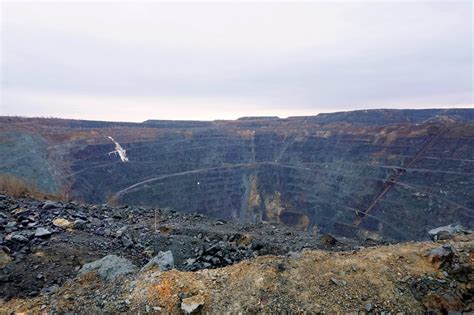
xmin=1 ymin=109 xmax=473 ymax=240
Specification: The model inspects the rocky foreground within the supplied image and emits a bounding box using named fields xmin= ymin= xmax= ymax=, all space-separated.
xmin=0 ymin=194 xmax=473 ymax=313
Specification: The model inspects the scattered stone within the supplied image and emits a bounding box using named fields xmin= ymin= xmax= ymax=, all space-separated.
xmin=73 ymin=219 xmax=87 ymax=229
xmin=34 ymin=227 xmax=52 ymax=238
xmin=365 ymin=303 xmax=373 ymax=312
xmin=42 ymin=201 xmax=58 ymax=210
xmin=236 ymin=234 xmax=253 ymax=247
xmin=53 ymin=218 xmax=73 ymax=229
xmin=121 ymin=235 xmax=133 ymax=248
xmin=116 ymin=226 xmax=128 ymax=238
xmin=321 ymin=234 xmax=338 ymax=245
xmin=181 ymin=294 xmax=205 ymax=314
xmin=427 ymin=245 xmax=454 ymax=269
xmin=276 ymin=263 xmax=286 ymax=272
xmin=5 ymin=221 xmax=16 ymax=229
xmin=428 ymin=224 xmax=470 ymax=241
xmin=94 ymin=227 xmax=106 ymax=236
xmin=41 ymin=284 xmax=59 ymax=295
xmin=10 ymin=233 xmax=29 ymax=243
xmin=330 ymin=277 xmax=346 ymax=286
xmin=1 ymin=193 xmax=433 ymax=309
xmin=143 ymin=246 xmax=155 ymax=258
xmin=79 ymin=255 xmax=137 ymax=281
xmin=112 ymin=212 xmax=123 ymax=219
xmin=141 ymin=250 xmax=174 ymax=272
xmin=0 ymin=249 xmax=11 ymax=266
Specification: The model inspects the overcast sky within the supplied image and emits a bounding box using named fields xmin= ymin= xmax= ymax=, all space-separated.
xmin=1 ymin=1 xmax=473 ymax=121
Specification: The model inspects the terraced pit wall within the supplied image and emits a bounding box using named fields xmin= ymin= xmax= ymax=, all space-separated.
xmin=1 ymin=109 xmax=473 ymax=241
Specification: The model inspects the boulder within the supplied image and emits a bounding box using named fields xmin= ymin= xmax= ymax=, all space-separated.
xmin=427 ymin=245 xmax=454 ymax=269
xmin=34 ymin=227 xmax=52 ymax=238
xmin=53 ymin=218 xmax=73 ymax=229
xmin=141 ymin=250 xmax=174 ymax=272
xmin=428 ymin=224 xmax=470 ymax=241
xmin=78 ymin=255 xmax=137 ymax=281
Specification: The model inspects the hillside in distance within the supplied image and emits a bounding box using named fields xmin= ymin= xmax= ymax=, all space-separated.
xmin=1 ymin=108 xmax=473 ymax=241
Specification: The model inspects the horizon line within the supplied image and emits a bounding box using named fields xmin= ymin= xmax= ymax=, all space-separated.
xmin=2 ymin=106 xmax=474 ymax=124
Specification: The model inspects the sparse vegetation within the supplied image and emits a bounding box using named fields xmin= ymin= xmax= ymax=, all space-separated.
xmin=0 ymin=173 xmax=60 ymax=200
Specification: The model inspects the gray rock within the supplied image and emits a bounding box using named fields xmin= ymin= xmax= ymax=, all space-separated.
xmin=94 ymin=227 xmax=105 ymax=236
xmin=427 ymin=245 xmax=454 ymax=268
xmin=6 ymin=222 xmax=17 ymax=229
xmin=141 ymin=250 xmax=174 ymax=272
xmin=330 ymin=277 xmax=346 ymax=286
xmin=73 ymin=219 xmax=87 ymax=230
xmin=11 ymin=233 xmax=28 ymax=243
xmin=78 ymin=255 xmax=137 ymax=281
xmin=181 ymin=295 xmax=204 ymax=314
xmin=34 ymin=227 xmax=52 ymax=238
xmin=116 ymin=226 xmax=127 ymax=238
xmin=321 ymin=234 xmax=338 ymax=245
xmin=121 ymin=235 xmax=133 ymax=248
xmin=112 ymin=212 xmax=123 ymax=219
xmin=42 ymin=201 xmax=58 ymax=210
xmin=365 ymin=303 xmax=373 ymax=312
xmin=41 ymin=284 xmax=59 ymax=295
xmin=428 ymin=224 xmax=470 ymax=241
